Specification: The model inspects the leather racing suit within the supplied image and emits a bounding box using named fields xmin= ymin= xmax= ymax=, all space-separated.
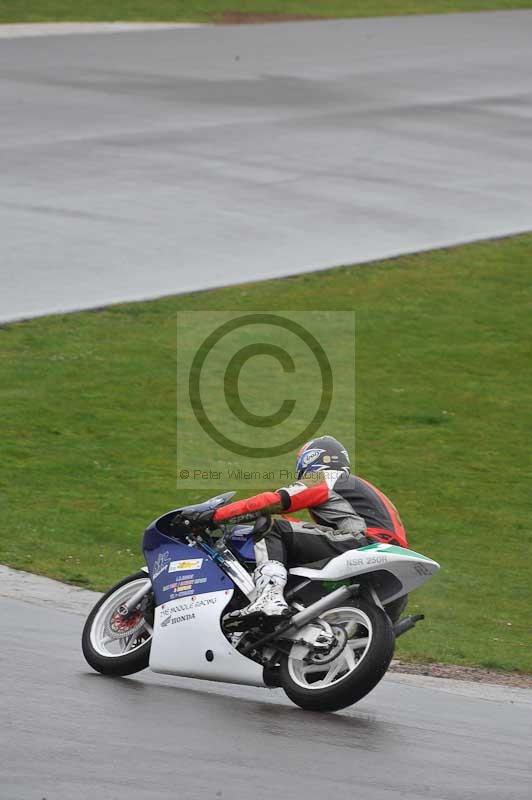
xmin=213 ymin=470 xmax=408 ymax=568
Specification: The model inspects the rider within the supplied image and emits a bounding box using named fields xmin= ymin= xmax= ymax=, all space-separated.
xmin=209 ymin=435 xmax=409 ymax=619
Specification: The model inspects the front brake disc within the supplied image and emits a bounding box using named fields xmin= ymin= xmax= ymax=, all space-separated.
xmin=106 ymin=608 xmax=146 ymax=640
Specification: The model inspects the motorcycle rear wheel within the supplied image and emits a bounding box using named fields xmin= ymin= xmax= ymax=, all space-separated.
xmin=82 ymin=571 xmax=153 ymax=676
xmin=279 ymin=599 xmax=394 ymax=712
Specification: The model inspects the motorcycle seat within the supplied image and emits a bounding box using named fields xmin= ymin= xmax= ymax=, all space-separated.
xmin=288 ymin=549 xmax=365 ymax=580
xmin=289 ymin=556 xmax=335 ymax=574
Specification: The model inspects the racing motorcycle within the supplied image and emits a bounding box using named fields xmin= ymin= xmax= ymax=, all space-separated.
xmin=82 ymin=492 xmax=440 ymax=712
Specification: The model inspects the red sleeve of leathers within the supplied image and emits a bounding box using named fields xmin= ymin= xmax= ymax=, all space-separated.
xmin=283 ymin=481 xmax=330 ymax=512
xmin=213 ymin=491 xmax=283 ymax=522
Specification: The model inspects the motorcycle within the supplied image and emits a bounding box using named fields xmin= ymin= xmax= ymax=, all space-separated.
xmin=82 ymin=492 xmax=440 ymax=712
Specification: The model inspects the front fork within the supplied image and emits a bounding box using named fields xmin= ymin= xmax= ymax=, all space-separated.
xmin=118 ymin=572 xmax=152 ymax=616
xmin=197 ymin=539 xmax=257 ymax=600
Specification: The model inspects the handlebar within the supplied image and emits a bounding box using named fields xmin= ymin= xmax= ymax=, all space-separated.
xmin=171 ymin=509 xmax=272 ymax=543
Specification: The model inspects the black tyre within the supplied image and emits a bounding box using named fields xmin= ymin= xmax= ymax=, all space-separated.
xmin=82 ymin=571 xmax=153 ymax=676
xmin=279 ymin=599 xmax=395 ymax=712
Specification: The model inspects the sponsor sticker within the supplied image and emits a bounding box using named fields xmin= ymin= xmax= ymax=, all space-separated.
xmin=164 ymin=573 xmax=212 ymax=598
xmin=160 ymin=596 xmax=218 ymax=625
xmin=162 ymin=576 xmax=198 ymax=593
xmin=169 ymin=558 xmax=204 ymax=573
xmin=162 ymin=596 xmax=218 ymax=616
xmin=152 ymin=550 xmax=171 ymax=580
xmin=161 ymin=612 xmax=195 ymax=628
xmin=413 ymin=562 xmax=432 ymax=576
xmin=299 ymin=448 xmax=325 ymax=470
xmin=347 ymin=554 xmax=388 ymax=568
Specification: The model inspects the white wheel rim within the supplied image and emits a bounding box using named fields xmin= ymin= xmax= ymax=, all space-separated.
xmin=287 ymin=606 xmax=373 ymax=691
xmin=89 ymin=579 xmax=153 ymax=658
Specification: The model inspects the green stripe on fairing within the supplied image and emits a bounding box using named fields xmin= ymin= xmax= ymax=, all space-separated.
xmin=359 ymin=543 xmax=433 ymax=562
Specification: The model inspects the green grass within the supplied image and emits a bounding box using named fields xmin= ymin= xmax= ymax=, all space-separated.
xmin=1 ymin=234 xmax=531 ymax=672
xmin=1 ymin=0 xmax=531 ymax=24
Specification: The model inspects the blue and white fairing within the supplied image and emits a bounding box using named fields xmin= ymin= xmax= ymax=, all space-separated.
xmin=142 ymin=506 xmax=265 ymax=686
xmin=143 ymin=521 xmax=230 ymax=606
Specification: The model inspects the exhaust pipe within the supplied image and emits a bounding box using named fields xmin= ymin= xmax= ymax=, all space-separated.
xmin=239 ymin=584 xmax=359 ymax=656
xmin=393 ymin=614 xmax=424 ymax=638
xmin=289 ymin=584 xmax=357 ymax=629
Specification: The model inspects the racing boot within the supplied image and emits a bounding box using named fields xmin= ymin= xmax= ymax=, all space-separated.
xmin=231 ymin=561 xmax=290 ymax=620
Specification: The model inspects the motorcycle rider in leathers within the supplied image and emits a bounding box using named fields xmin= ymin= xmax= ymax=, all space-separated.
xmin=205 ymin=435 xmax=409 ymax=619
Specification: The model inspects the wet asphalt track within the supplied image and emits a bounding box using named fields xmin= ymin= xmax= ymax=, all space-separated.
xmin=2 ymin=16 xmax=532 ymax=798
xmin=1 ymin=12 xmax=532 ymax=322
xmin=2 ymin=592 xmax=531 ymax=800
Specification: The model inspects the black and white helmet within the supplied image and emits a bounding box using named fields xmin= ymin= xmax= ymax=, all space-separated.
xmin=295 ymin=435 xmax=350 ymax=480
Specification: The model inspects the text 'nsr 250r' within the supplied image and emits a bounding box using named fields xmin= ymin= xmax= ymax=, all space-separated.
xmin=82 ymin=492 xmax=440 ymax=712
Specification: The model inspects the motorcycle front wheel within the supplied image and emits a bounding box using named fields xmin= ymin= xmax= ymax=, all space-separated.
xmin=82 ymin=571 xmax=153 ymax=676
xmin=279 ymin=599 xmax=395 ymax=712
